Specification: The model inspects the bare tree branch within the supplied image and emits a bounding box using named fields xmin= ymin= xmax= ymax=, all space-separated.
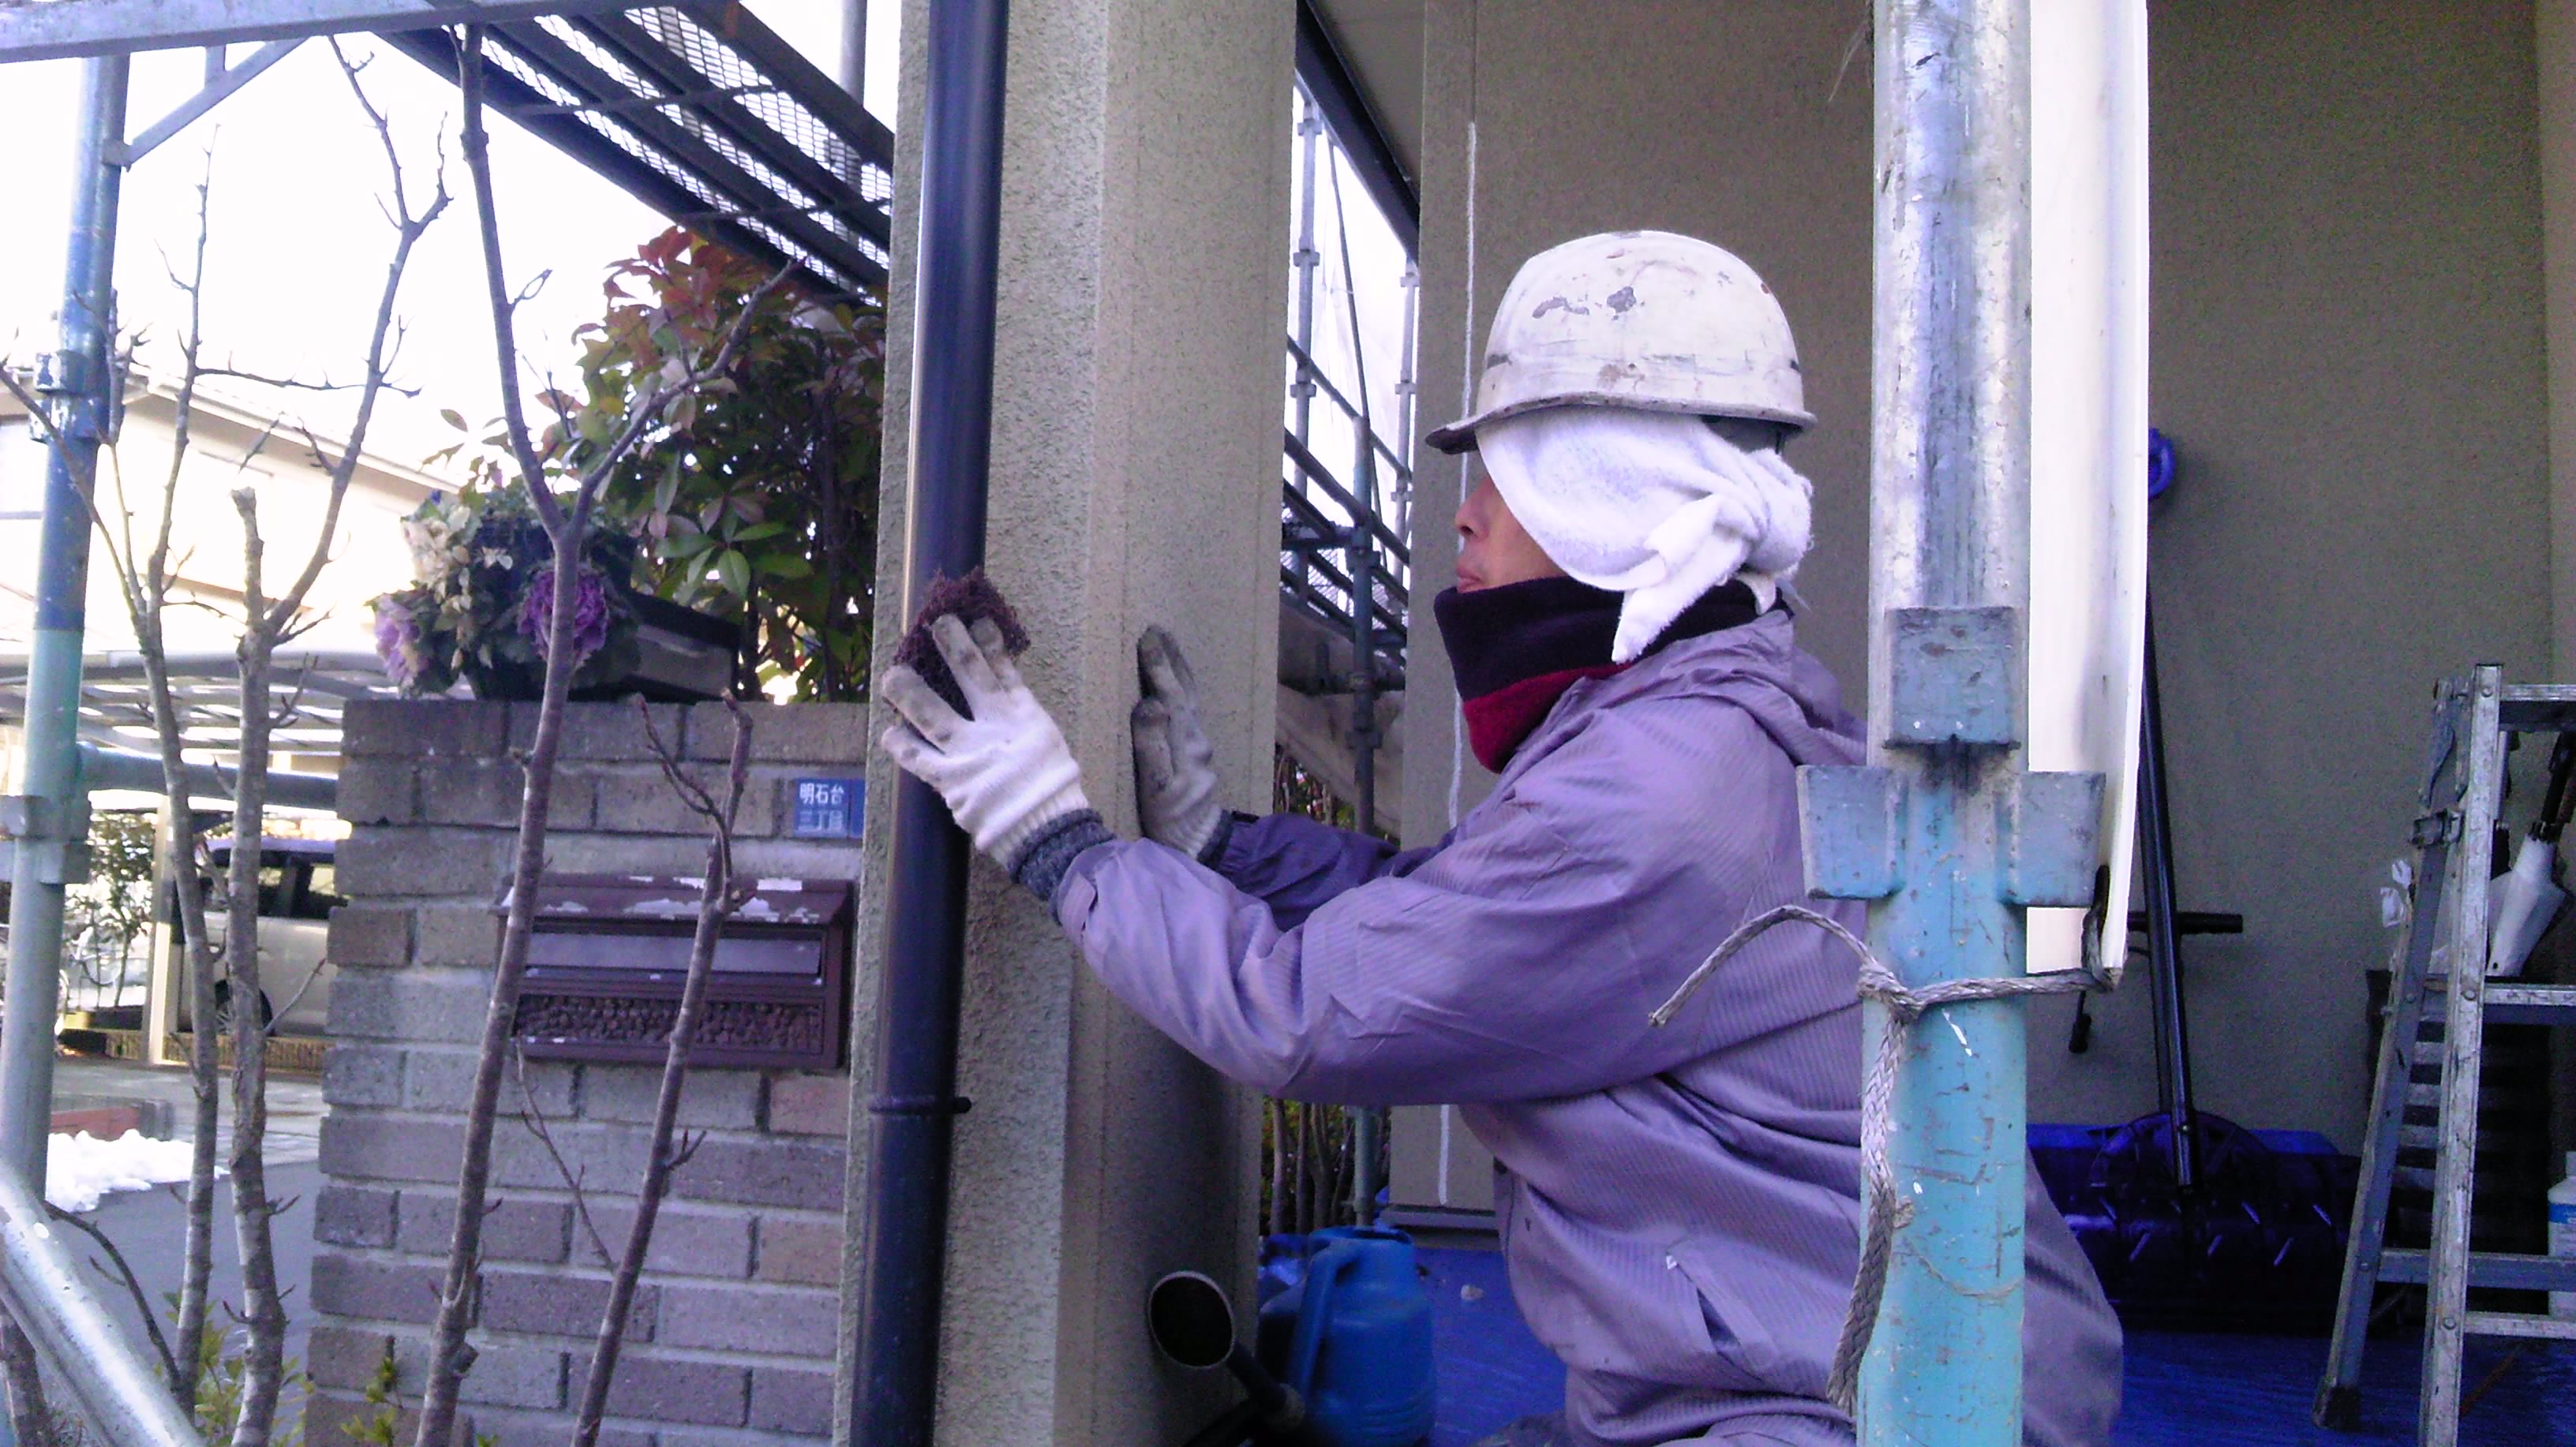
xmin=569 ymin=702 xmax=754 ymax=1447
xmin=45 ymin=1204 xmax=184 ymax=1386
xmin=264 ymin=953 xmax=333 ymax=1034
xmin=509 ymin=1048 xmax=614 ymax=1269
xmin=197 ymin=364 xmax=424 ymax=400
xmin=0 ymin=366 xmax=54 ymax=443
xmin=259 ymin=37 xmax=451 ymax=637
xmin=414 ymin=25 xmax=792 ymax=1443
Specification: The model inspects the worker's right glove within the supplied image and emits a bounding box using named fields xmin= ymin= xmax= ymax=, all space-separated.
xmin=881 ymin=615 xmax=1097 ymax=885
xmin=1131 ymin=626 xmax=1230 ymax=865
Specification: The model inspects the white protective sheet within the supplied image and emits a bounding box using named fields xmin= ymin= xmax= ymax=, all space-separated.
xmin=2027 ymin=1 xmax=2151 ymax=976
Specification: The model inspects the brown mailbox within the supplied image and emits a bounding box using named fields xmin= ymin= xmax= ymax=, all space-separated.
xmin=511 ymin=874 xmax=853 ymax=1071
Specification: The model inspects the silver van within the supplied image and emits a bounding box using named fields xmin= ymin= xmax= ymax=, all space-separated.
xmin=185 ymin=837 xmax=341 ymax=1039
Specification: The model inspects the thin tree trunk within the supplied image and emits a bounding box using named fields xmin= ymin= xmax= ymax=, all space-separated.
xmin=223 ymin=496 xmax=289 ymax=1447
xmin=413 ymin=39 xmax=790 ymax=1441
xmin=568 ymin=705 xmax=751 ymax=1445
xmin=150 ymin=652 xmax=223 ymax=1415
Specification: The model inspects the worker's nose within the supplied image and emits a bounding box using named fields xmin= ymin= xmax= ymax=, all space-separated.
xmin=1455 ymin=473 xmax=1489 ymax=539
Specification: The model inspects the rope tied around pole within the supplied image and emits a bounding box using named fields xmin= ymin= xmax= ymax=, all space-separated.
xmin=1649 ymin=902 xmax=2119 ymax=1415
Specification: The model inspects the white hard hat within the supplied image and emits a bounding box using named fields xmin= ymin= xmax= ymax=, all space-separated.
xmin=1426 ymin=230 xmax=1811 ymax=454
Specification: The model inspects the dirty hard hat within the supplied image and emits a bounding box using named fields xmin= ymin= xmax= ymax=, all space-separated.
xmin=1426 ymin=230 xmax=1810 ymax=454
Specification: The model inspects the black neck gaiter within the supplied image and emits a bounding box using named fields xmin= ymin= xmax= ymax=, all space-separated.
xmin=1431 ymin=576 xmax=1769 ymax=769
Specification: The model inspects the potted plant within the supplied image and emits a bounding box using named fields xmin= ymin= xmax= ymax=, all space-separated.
xmin=383 ymin=229 xmax=880 ymax=702
xmin=369 ymin=484 xmax=734 ymax=701
xmin=579 ymin=229 xmax=885 ymax=701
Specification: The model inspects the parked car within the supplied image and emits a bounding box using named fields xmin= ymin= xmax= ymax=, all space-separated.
xmin=176 ymin=837 xmax=342 ymax=1039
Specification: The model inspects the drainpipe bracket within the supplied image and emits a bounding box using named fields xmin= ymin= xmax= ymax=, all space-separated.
xmin=1885 ymin=605 xmax=2021 ymax=749
xmin=1999 ymin=771 xmax=2106 ymax=908
xmin=2410 ymin=810 xmax=2461 ymax=850
xmin=1799 ymin=765 xmax=1904 ymax=901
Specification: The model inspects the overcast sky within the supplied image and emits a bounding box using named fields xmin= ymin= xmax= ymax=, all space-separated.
xmin=0 ymin=3 xmax=893 ymax=477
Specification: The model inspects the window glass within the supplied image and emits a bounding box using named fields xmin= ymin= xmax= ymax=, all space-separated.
xmin=256 ymin=861 xmax=290 ymax=917
xmin=296 ymin=862 xmax=344 ymax=921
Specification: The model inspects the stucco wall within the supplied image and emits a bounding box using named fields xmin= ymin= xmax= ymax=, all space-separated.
xmin=1394 ymin=0 xmax=1878 ymax=1212
xmin=2094 ymin=2 xmax=2549 ymax=1147
xmin=838 ymin=1 xmax=1292 ymax=1443
xmin=1393 ymin=1 xmax=2554 ymax=1206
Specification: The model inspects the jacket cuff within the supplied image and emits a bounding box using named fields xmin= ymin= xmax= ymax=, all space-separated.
xmin=1009 ymin=809 xmax=1118 ymax=904
xmin=1195 ymin=809 xmax=1247 ymax=869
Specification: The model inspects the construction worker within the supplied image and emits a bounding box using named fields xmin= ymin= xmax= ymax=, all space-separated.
xmin=879 ymin=231 xmax=2123 ymax=1446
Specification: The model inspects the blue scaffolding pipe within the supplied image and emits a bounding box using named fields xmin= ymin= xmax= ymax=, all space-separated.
xmin=0 ymin=52 xmax=127 ymax=1189
xmin=0 ymin=50 xmax=199 ymax=1447
xmin=1827 ymin=2 xmax=2059 ymax=1441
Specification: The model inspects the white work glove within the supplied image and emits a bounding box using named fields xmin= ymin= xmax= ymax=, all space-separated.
xmin=880 ymin=615 xmax=1093 ymax=873
xmin=1131 ymin=626 xmax=1230 ymax=864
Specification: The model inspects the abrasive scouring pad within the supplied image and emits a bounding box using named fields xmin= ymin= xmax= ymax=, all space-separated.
xmin=893 ymin=568 xmax=1030 ymax=717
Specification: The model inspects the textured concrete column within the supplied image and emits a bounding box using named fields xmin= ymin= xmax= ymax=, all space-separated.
xmin=838 ymin=2 xmax=1290 ymax=1443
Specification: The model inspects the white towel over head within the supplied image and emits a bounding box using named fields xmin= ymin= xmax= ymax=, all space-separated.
xmin=1476 ymin=405 xmax=1815 ymax=664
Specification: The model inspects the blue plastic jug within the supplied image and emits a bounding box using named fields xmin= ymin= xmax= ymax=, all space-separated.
xmin=1255 ymin=1226 xmax=1435 ymax=1447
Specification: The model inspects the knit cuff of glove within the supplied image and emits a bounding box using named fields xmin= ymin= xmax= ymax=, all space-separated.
xmin=1008 ymin=809 xmax=1118 ymax=906
xmin=1195 ymin=810 xmax=1245 ymax=869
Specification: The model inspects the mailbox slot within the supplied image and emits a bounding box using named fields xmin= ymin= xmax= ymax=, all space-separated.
xmin=512 ymin=874 xmax=852 ymax=1071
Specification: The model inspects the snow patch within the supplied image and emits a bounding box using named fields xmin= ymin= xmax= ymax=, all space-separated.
xmin=46 ymin=1131 xmax=207 ymax=1213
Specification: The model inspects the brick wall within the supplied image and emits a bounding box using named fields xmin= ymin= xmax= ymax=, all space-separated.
xmin=311 ymin=699 xmax=864 ymax=1447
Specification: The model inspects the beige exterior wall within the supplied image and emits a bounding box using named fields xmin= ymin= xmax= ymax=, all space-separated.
xmin=1394 ymin=0 xmax=1878 ymax=1210
xmin=2117 ymin=2 xmax=2549 ymax=1148
xmin=1393 ymin=2 xmax=2555 ymax=1202
xmin=839 ymin=0 xmax=1292 ymax=1442
xmin=0 ymin=387 xmax=439 ymax=664
xmin=2546 ymin=0 xmax=2576 ymax=680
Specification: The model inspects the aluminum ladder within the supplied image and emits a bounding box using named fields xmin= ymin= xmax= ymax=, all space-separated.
xmin=2316 ymin=666 xmax=2576 ymax=1441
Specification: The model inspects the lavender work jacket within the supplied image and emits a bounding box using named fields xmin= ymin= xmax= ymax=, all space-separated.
xmin=1054 ymin=614 xmax=2123 ymax=1447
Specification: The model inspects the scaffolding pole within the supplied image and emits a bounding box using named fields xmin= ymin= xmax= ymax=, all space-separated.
xmin=1803 ymin=2 xmax=2068 ymax=1441
xmin=1 ymin=51 xmax=126 ymax=1190
xmin=0 ymin=52 xmax=200 ymax=1447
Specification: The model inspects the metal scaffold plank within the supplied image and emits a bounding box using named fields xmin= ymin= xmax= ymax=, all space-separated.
xmin=0 ymin=0 xmax=639 ymax=62
xmin=593 ymin=6 xmax=889 ymax=248
xmin=484 ymin=18 xmax=880 ymax=285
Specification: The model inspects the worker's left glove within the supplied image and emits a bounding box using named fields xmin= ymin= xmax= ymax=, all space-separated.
xmin=1133 ymin=626 xmax=1231 ymax=865
xmin=880 ymin=615 xmax=1114 ymax=899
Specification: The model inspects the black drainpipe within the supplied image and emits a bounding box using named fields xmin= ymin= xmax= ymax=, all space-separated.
xmin=847 ymin=1 xmax=1010 ymax=1443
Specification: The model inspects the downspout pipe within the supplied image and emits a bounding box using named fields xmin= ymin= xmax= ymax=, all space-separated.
xmin=1 ymin=53 xmax=127 ymax=1183
xmin=845 ymin=2 xmax=1008 ymax=1443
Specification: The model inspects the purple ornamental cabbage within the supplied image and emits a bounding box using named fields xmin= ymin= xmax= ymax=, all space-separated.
xmin=373 ymin=596 xmax=428 ymax=690
xmin=520 ymin=563 xmax=612 ymax=664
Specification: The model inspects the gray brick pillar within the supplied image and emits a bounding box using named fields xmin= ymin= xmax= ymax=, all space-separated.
xmin=309 ymin=699 xmax=863 ymax=1447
